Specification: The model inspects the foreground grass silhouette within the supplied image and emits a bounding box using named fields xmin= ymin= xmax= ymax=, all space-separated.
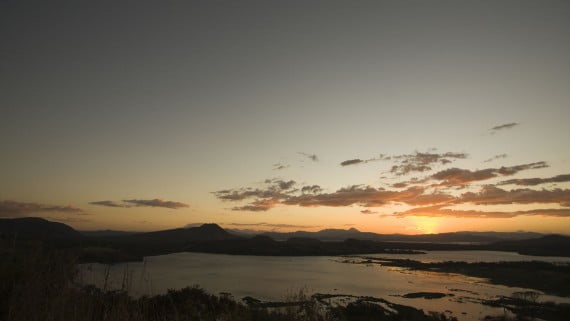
xmin=5 ymin=239 xmax=565 ymax=321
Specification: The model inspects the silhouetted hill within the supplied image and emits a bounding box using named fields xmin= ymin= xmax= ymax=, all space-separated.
xmin=489 ymin=235 xmax=570 ymax=257
xmin=0 ymin=217 xmax=82 ymax=240
xmin=81 ymin=230 xmax=140 ymax=237
xmin=260 ymin=228 xmax=543 ymax=244
xmin=112 ymin=223 xmax=240 ymax=244
xmin=185 ymin=235 xmax=423 ymax=256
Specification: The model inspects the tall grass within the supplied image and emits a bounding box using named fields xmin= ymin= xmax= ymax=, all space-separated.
xmin=0 ymin=240 xmax=459 ymax=321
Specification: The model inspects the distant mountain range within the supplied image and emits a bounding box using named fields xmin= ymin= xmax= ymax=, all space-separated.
xmin=259 ymin=228 xmax=544 ymax=244
xmin=1 ymin=217 xmax=568 ymax=259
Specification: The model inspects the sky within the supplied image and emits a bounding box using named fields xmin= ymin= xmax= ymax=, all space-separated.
xmin=1 ymin=0 xmax=569 ymax=234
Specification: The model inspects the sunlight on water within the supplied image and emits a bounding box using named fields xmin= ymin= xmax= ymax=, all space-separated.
xmin=80 ymin=251 xmax=570 ymax=321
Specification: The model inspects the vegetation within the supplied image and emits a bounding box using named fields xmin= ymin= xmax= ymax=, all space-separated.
xmin=343 ymin=256 xmax=570 ymax=297
xmin=483 ymin=291 xmax=570 ymax=321
xmin=0 ymin=240 xmax=456 ymax=321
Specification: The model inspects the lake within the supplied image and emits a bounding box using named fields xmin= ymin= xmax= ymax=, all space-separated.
xmin=80 ymin=251 xmax=570 ymax=321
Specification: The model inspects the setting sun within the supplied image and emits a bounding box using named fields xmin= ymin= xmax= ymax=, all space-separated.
xmin=411 ymin=216 xmax=442 ymax=234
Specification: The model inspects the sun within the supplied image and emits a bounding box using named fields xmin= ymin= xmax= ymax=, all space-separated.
xmin=410 ymin=217 xmax=442 ymax=234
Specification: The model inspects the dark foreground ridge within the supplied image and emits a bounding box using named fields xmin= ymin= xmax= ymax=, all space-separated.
xmin=1 ymin=241 xmax=461 ymax=321
xmin=4 ymin=241 xmax=570 ymax=321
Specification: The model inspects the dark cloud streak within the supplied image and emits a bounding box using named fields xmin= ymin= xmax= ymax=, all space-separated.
xmin=497 ymin=174 xmax=570 ymax=186
xmin=490 ymin=122 xmax=519 ymax=132
xmin=0 ymin=200 xmax=83 ymax=217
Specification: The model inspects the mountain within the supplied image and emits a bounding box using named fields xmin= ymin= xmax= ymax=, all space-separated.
xmin=259 ymin=228 xmax=543 ymax=244
xmin=489 ymin=235 xmax=570 ymax=257
xmin=81 ymin=230 xmax=140 ymax=237
xmin=0 ymin=217 xmax=83 ymax=240
xmin=77 ymin=223 xmax=243 ymax=262
xmin=185 ymin=235 xmax=424 ymax=256
xmin=117 ymin=223 xmax=239 ymax=243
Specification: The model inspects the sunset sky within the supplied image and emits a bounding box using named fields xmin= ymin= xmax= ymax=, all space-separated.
xmin=1 ymin=0 xmax=569 ymax=234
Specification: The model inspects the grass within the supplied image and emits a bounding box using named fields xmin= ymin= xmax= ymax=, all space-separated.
xmin=0 ymin=239 xmax=461 ymax=321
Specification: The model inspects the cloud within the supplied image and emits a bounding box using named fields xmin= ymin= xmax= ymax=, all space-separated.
xmin=214 ymin=179 xmax=296 ymax=202
xmin=457 ymin=186 xmax=570 ymax=206
xmin=214 ymin=160 xmax=564 ymax=216
xmin=273 ymin=163 xmax=289 ymax=170
xmin=389 ymin=152 xmax=468 ymax=176
xmin=282 ymin=185 xmax=453 ymax=208
xmin=122 ymin=199 xmax=189 ymax=209
xmin=483 ymin=154 xmax=508 ymax=163
xmin=90 ymin=199 xmax=189 ymax=209
xmin=301 ymin=185 xmax=322 ymax=194
xmin=497 ymin=174 xmax=570 ymax=186
xmin=214 ymin=179 xmax=454 ymax=212
xmin=339 ymin=151 xmax=466 ymax=174
xmin=45 ymin=216 xmax=90 ymax=223
xmin=226 ymin=222 xmax=320 ymax=229
xmin=89 ymin=200 xmax=130 ymax=208
xmin=267 ymin=179 xmax=296 ymax=190
xmin=339 ymin=154 xmax=391 ymax=167
xmin=431 ymin=162 xmax=548 ymax=187
xmin=490 ymin=122 xmax=519 ymax=132
xmin=0 ymin=200 xmax=83 ymax=217
xmin=231 ymin=199 xmax=281 ymax=212
xmin=340 ymin=159 xmax=365 ymax=166
xmin=392 ymin=204 xmax=570 ymax=218
xmin=391 ymin=177 xmax=430 ymax=189
xmin=298 ymin=152 xmax=319 ymax=162
xmin=432 ymin=168 xmax=497 ymax=186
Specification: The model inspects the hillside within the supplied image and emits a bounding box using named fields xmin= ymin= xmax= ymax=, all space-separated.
xmin=489 ymin=235 xmax=570 ymax=257
xmin=0 ymin=217 xmax=83 ymax=240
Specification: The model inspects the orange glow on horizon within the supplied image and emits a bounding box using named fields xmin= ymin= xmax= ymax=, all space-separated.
xmin=409 ymin=216 xmax=442 ymax=234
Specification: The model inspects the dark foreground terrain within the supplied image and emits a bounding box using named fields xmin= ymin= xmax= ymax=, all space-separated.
xmin=1 ymin=240 xmax=459 ymax=321
xmin=2 ymin=240 xmax=570 ymax=321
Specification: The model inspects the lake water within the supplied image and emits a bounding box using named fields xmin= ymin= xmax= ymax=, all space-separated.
xmin=80 ymin=251 xmax=570 ymax=321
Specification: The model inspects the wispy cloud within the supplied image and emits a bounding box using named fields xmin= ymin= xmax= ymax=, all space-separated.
xmin=226 ymin=222 xmax=320 ymax=230
xmin=392 ymin=204 xmax=570 ymax=218
xmin=214 ymin=181 xmax=455 ymax=211
xmin=497 ymin=174 xmax=570 ymax=186
xmin=301 ymin=185 xmax=322 ymax=194
xmin=458 ymin=186 xmax=570 ymax=206
xmin=340 ymin=159 xmax=365 ymax=166
xmin=0 ymin=200 xmax=83 ymax=217
xmin=490 ymin=122 xmax=519 ymax=133
xmin=391 ymin=177 xmax=430 ymax=189
xmin=431 ymin=162 xmax=548 ymax=187
xmin=45 ymin=216 xmax=91 ymax=223
xmin=89 ymin=200 xmax=129 ymax=208
xmin=389 ymin=152 xmax=467 ymax=176
xmin=298 ymin=152 xmax=319 ymax=162
xmin=122 ymin=199 xmax=189 ymax=209
xmin=273 ymin=163 xmax=289 ymax=170
xmin=214 ymin=151 xmax=567 ymax=220
xmin=339 ymin=154 xmax=391 ymax=167
xmin=90 ymin=199 xmax=189 ymax=209
xmin=214 ymin=179 xmax=296 ymax=202
xmin=483 ymin=154 xmax=508 ymax=163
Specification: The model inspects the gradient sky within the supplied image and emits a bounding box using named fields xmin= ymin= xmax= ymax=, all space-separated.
xmin=1 ymin=0 xmax=569 ymax=234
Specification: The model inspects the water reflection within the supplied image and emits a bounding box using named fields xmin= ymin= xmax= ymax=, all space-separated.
xmin=80 ymin=251 xmax=570 ymax=321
